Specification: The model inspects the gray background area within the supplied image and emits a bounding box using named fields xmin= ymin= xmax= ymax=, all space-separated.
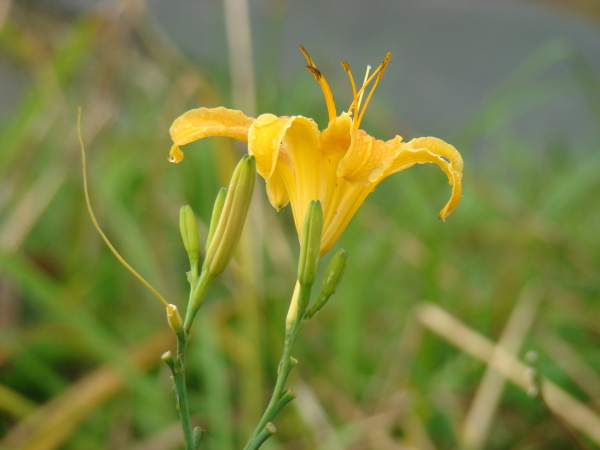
xmin=147 ymin=0 xmax=600 ymax=152
xmin=9 ymin=0 xmax=600 ymax=154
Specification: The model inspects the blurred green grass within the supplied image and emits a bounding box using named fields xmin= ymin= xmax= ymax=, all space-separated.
xmin=1 ymin=3 xmax=600 ymax=450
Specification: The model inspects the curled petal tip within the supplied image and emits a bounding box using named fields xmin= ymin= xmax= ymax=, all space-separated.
xmin=169 ymin=145 xmax=184 ymax=163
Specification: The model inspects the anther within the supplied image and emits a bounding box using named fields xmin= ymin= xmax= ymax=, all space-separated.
xmin=306 ymin=65 xmax=322 ymax=81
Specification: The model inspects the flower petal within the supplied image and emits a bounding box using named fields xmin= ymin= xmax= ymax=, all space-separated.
xmin=389 ymin=137 xmax=464 ymax=220
xmin=320 ymin=181 xmax=373 ymax=256
xmin=169 ymin=107 xmax=254 ymax=163
xmin=278 ymin=117 xmax=321 ymax=235
xmin=249 ymin=114 xmax=321 ymax=235
xmin=265 ymin=169 xmax=290 ymax=211
xmin=337 ymin=129 xmax=403 ymax=185
xmin=247 ymin=114 xmax=295 ymax=179
xmin=321 ymin=113 xmax=352 ymax=161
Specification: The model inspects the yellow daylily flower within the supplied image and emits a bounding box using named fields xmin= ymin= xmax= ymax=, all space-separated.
xmin=169 ymin=48 xmax=463 ymax=256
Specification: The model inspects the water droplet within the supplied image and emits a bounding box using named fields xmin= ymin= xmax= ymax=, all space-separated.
xmin=168 ymin=156 xmax=176 ymax=162
xmin=439 ymin=155 xmax=450 ymax=163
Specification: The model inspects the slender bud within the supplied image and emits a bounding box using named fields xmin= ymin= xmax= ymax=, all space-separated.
xmin=206 ymin=188 xmax=228 ymax=252
xmin=320 ymin=248 xmax=347 ymax=297
xmin=306 ymin=248 xmax=347 ymax=319
xmin=166 ymin=304 xmax=184 ymax=335
xmin=204 ymin=155 xmax=256 ymax=275
xmin=179 ymin=205 xmax=200 ymax=273
xmin=297 ymin=200 xmax=323 ymax=287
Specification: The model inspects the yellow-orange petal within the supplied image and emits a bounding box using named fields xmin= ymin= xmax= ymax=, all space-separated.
xmin=265 ymin=169 xmax=290 ymax=210
xmin=337 ymin=129 xmax=403 ymax=185
xmin=276 ymin=116 xmax=321 ymax=234
xmin=321 ymin=112 xmax=352 ymax=160
xmin=248 ymin=114 xmax=321 ymax=233
xmin=389 ymin=137 xmax=463 ymax=220
xmin=169 ymin=145 xmax=185 ymax=164
xmin=247 ymin=114 xmax=295 ymax=179
xmin=169 ymin=107 xmax=254 ymax=162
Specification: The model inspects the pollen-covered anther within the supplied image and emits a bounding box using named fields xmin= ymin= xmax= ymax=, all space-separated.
xmin=378 ymin=52 xmax=392 ymax=79
xmin=300 ymin=46 xmax=337 ymax=120
xmin=306 ymin=65 xmax=323 ymax=81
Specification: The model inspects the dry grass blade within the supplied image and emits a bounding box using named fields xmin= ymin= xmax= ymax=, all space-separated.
xmin=416 ymin=302 xmax=600 ymax=447
xmin=461 ymin=284 xmax=543 ymax=449
xmin=538 ymin=328 xmax=600 ymax=411
xmin=1 ymin=332 xmax=172 ymax=450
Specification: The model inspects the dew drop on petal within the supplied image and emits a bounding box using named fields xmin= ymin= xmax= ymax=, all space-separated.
xmin=439 ymin=155 xmax=450 ymax=163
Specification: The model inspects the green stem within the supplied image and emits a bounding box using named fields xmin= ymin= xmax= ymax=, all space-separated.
xmin=252 ymin=423 xmax=277 ymax=449
xmin=184 ymin=268 xmax=216 ymax=337
xmin=173 ymin=333 xmax=194 ymax=450
xmin=169 ymin=265 xmax=215 ymax=449
xmin=243 ymin=283 xmax=311 ymax=450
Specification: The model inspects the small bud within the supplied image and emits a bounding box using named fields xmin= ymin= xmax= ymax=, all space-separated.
xmin=275 ymin=389 xmax=297 ymax=412
xmin=179 ymin=205 xmax=200 ymax=272
xmin=285 ymin=282 xmax=302 ymax=332
xmin=206 ymin=187 xmax=228 ymax=252
xmin=306 ymin=248 xmax=347 ymax=319
xmin=161 ymin=350 xmax=175 ymax=371
xmin=204 ymin=155 xmax=256 ymax=275
xmin=297 ymin=200 xmax=323 ymax=287
xmin=166 ymin=304 xmax=184 ymax=335
xmin=320 ymin=248 xmax=347 ymax=297
xmin=192 ymin=427 xmax=205 ymax=449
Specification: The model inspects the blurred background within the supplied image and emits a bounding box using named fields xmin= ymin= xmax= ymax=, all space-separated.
xmin=1 ymin=0 xmax=599 ymax=448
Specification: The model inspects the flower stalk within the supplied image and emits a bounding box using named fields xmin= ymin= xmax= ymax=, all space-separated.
xmin=244 ymin=201 xmax=324 ymax=448
xmin=80 ymin=46 xmax=465 ymax=450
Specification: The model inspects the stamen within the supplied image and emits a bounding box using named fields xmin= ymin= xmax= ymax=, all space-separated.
xmin=355 ymin=52 xmax=392 ymax=129
xmin=347 ymin=63 xmax=382 ymax=120
xmin=300 ymin=45 xmax=316 ymax=67
xmin=356 ymin=65 xmax=371 ymax=116
xmin=300 ymin=46 xmax=337 ymax=121
xmin=341 ymin=61 xmax=357 ymax=116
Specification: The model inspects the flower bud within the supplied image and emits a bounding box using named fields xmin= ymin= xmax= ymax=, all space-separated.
xmin=179 ymin=205 xmax=200 ymax=271
xmin=297 ymin=200 xmax=323 ymax=287
xmin=206 ymin=188 xmax=228 ymax=253
xmin=204 ymin=155 xmax=256 ymax=275
xmin=306 ymin=248 xmax=347 ymax=319
xmin=166 ymin=304 xmax=184 ymax=335
xmin=320 ymin=248 xmax=347 ymax=298
xmin=193 ymin=427 xmax=205 ymax=448
xmin=161 ymin=350 xmax=175 ymax=371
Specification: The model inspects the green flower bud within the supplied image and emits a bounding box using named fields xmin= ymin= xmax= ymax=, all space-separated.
xmin=206 ymin=188 xmax=228 ymax=253
xmin=306 ymin=248 xmax=347 ymax=319
xmin=192 ymin=427 xmax=205 ymax=449
xmin=179 ymin=205 xmax=200 ymax=272
xmin=166 ymin=304 xmax=184 ymax=335
xmin=297 ymin=200 xmax=323 ymax=287
xmin=204 ymin=155 xmax=256 ymax=275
